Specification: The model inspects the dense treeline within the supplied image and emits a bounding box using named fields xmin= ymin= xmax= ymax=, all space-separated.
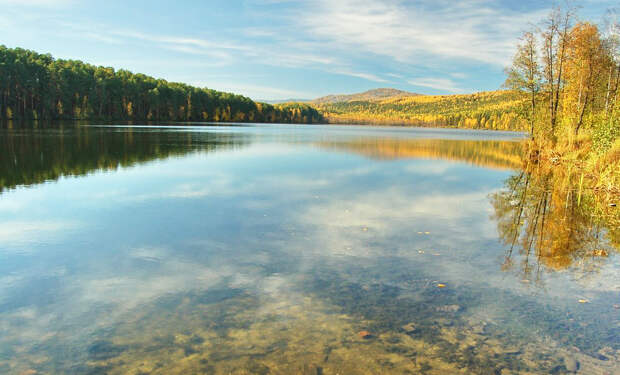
xmin=0 ymin=46 xmax=322 ymax=124
xmin=316 ymin=91 xmax=530 ymax=130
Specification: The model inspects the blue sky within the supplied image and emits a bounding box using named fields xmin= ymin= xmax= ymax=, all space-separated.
xmin=0 ymin=0 xmax=617 ymax=100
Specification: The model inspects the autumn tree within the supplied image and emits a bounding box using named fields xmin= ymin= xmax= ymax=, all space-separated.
xmin=603 ymin=9 xmax=620 ymax=116
xmin=541 ymin=5 xmax=575 ymax=136
xmin=564 ymin=23 xmax=611 ymax=135
xmin=505 ymin=31 xmax=541 ymax=136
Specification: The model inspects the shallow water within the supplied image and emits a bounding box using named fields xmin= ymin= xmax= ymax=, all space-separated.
xmin=0 ymin=123 xmax=618 ymax=375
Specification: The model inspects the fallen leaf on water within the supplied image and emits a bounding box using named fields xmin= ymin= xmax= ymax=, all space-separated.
xmin=593 ymin=249 xmax=608 ymax=257
xmin=362 ymin=227 xmax=368 ymax=232
xmin=578 ymin=299 xmax=589 ymax=304
xmin=418 ymin=250 xmax=425 ymax=254
xmin=437 ymin=283 xmax=446 ymax=288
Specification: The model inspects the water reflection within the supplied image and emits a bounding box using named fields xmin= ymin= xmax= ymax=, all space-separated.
xmin=318 ymin=137 xmax=523 ymax=170
xmin=0 ymin=124 xmax=248 ymax=192
xmin=0 ymin=124 xmax=618 ymax=374
xmin=491 ymin=158 xmax=619 ymax=281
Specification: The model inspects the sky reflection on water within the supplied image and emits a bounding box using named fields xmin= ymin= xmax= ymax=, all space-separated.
xmin=0 ymin=124 xmax=617 ymax=374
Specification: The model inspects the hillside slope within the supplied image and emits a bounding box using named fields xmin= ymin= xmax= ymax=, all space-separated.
xmin=312 ymin=88 xmax=420 ymax=105
xmin=314 ymin=90 xmax=528 ymax=130
xmin=0 ymin=46 xmax=322 ymax=124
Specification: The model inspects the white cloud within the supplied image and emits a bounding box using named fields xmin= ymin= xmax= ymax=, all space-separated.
xmin=408 ymin=77 xmax=467 ymax=93
xmin=293 ymin=0 xmax=549 ymax=67
xmin=450 ymin=72 xmax=468 ymax=79
xmin=329 ymin=67 xmax=389 ymax=83
xmin=192 ymin=81 xmax=319 ymax=101
xmin=0 ymin=220 xmax=81 ymax=249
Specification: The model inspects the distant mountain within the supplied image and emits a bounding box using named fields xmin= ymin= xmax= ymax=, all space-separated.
xmin=312 ymin=88 xmax=421 ymax=104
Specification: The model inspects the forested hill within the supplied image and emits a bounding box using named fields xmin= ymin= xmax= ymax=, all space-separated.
xmin=314 ymin=90 xmax=529 ymax=130
xmin=0 ymin=46 xmax=322 ymax=123
xmin=312 ymin=88 xmax=420 ymax=104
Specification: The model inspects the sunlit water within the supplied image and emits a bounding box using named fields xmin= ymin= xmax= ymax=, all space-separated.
xmin=0 ymin=123 xmax=618 ymax=375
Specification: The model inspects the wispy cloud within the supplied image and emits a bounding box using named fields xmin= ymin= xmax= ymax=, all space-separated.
xmin=0 ymin=220 xmax=81 ymax=249
xmin=66 ymin=25 xmax=372 ymax=83
xmin=329 ymin=67 xmax=389 ymax=83
xmin=3 ymin=0 xmax=614 ymax=98
xmin=408 ymin=77 xmax=467 ymax=93
xmin=190 ymin=82 xmax=319 ymax=100
xmin=292 ymin=0 xmax=549 ymax=67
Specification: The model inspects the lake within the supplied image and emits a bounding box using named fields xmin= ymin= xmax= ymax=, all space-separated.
xmin=0 ymin=123 xmax=618 ymax=374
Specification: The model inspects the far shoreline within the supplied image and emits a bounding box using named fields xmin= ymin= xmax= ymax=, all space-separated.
xmin=0 ymin=119 xmax=529 ymax=136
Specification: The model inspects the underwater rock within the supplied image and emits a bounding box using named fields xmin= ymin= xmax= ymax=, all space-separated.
xmin=471 ymin=324 xmax=487 ymax=335
xmin=246 ymin=361 xmax=270 ymax=375
xmin=595 ymin=353 xmax=609 ymax=361
xmin=401 ymin=323 xmax=417 ymax=333
xmin=87 ymin=340 xmax=127 ymax=361
xmin=564 ymin=356 xmax=579 ymax=372
xmin=435 ymin=305 xmax=461 ymax=313
xmin=501 ymin=347 xmax=522 ymax=355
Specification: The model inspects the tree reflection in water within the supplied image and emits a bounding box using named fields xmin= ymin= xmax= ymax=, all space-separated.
xmin=491 ymin=157 xmax=619 ymax=282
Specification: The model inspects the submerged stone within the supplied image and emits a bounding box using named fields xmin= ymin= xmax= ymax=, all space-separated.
xmin=87 ymin=340 xmax=127 ymax=361
xmin=435 ymin=305 xmax=461 ymax=313
xmin=564 ymin=356 xmax=579 ymax=372
xmin=401 ymin=323 xmax=417 ymax=333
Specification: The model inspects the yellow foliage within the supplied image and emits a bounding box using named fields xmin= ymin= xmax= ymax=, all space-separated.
xmin=315 ymin=90 xmax=529 ymax=130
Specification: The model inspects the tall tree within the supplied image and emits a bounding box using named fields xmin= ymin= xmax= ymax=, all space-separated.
xmin=564 ymin=23 xmax=610 ymax=135
xmin=505 ymin=31 xmax=541 ymax=136
xmin=542 ymin=5 xmax=575 ymax=136
xmin=603 ymin=9 xmax=620 ymax=116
